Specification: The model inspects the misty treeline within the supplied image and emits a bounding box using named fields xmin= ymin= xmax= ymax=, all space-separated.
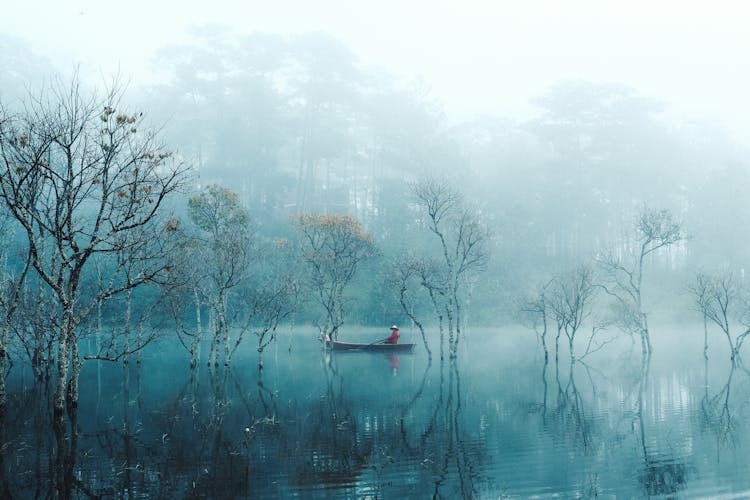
xmin=1 ymin=30 xmax=749 ymax=413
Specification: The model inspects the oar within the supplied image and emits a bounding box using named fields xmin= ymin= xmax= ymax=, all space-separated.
xmin=367 ymin=337 xmax=389 ymax=347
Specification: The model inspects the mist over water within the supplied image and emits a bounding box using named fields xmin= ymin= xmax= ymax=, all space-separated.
xmin=2 ymin=3 xmax=750 ymax=498
xmin=3 ymin=326 xmax=750 ymax=498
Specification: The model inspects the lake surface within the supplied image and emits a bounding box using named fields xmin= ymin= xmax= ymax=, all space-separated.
xmin=3 ymin=325 xmax=750 ymax=498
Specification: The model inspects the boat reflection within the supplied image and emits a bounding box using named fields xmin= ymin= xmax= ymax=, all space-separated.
xmin=325 ymin=346 xmax=407 ymax=376
xmin=388 ymin=354 xmax=399 ymax=375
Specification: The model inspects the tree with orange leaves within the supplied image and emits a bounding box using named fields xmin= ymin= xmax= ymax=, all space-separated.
xmin=293 ymin=213 xmax=375 ymax=341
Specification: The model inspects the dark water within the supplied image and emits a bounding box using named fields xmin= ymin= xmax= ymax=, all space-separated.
xmin=3 ymin=326 xmax=750 ymax=498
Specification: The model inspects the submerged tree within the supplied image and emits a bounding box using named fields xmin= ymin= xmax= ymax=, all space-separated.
xmin=547 ymin=265 xmax=597 ymax=363
xmin=80 ymin=217 xmax=181 ymax=366
xmin=690 ymin=270 xmax=750 ymax=364
xmin=293 ymin=213 xmax=375 ymax=341
xmin=0 ymin=215 xmax=31 ymax=407
xmin=8 ymin=275 xmax=58 ymax=381
xmin=412 ymin=177 xmax=489 ymax=359
xmin=517 ymin=281 xmax=552 ymax=363
xmin=0 ymin=75 xmax=187 ymax=413
xmin=387 ymin=255 xmax=434 ymax=359
xmin=187 ymin=184 xmax=254 ymax=367
xmin=234 ymin=238 xmax=302 ymax=369
xmin=165 ymin=222 xmax=208 ymax=369
xmin=598 ymin=206 xmax=684 ymax=357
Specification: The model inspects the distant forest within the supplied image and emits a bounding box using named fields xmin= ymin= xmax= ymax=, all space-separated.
xmin=1 ymin=30 xmax=749 ymax=410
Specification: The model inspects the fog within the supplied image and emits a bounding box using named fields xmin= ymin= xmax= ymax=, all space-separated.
xmin=4 ymin=1 xmax=750 ymax=140
xmin=8 ymin=7 xmax=750 ymax=354
xmin=5 ymin=4 xmax=750 ymax=496
xmin=2 ymin=1 xmax=750 ymax=322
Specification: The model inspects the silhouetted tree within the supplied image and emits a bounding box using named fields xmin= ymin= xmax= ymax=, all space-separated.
xmin=598 ymin=206 xmax=684 ymax=356
xmin=0 ymin=214 xmax=31 ymax=406
xmin=690 ymin=270 xmax=750 ymax=363
xmin=387 ymin=255 xmax=434 ymax=359
xmin=0 ymin=75 xmax=187 ymax=412
xmin=187 ymin=184 xmax=254 ymax=366
xmin=234 ymin=237 xmax=302 ymax=369
xmin=293 ymin=213 xmax=375 ymax=340
xmin=517 ymin=279 xmax=553 ymax=363
xmin=547 ymin=265 xmax=597 ymax=363
xmin=412 ymin=177 xmax=489 ymax=358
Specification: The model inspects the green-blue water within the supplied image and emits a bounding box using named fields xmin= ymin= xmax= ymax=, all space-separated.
xmin=3 ymin=325 xmax=750 ymax=498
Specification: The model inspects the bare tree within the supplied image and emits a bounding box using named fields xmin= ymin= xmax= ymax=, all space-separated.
xmin=387 ymin=255 xmax=433 ymax=360
xmin=165 ymin=244 xmax=207 ymax=368
xmin=0 ymin=217 xmax=32 ymax=406
xmin=412 ymin=177 xmax=489 ymax=359
xmin=0 ymin=75 xmax=188 ymax=413
xmin=8 ymin=276 xmax=58 ymax=381
xmin=517 ymin=280 xmax=553 ymax=363
xmin=689 ymin=270 xmax=750 ymax=364
xmin=546 ymin=266 xmax=597 ymax=363
xmin=597 ymin=206 xmax=684 ymax=357
xmin=293 ymin=213 xmax=375 ymax=341
xmin=233 ymin=238 xmax=302 ymax=369
xmin=415 ymin=257 xmax=450 ymax=360
xmin=79 ymin=219 xmax=181 ymax=365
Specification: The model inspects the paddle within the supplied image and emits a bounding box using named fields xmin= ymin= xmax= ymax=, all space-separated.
xmin=367 ymin=337 xmax=390 ymax=347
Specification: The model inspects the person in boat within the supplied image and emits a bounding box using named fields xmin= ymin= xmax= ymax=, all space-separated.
xmin=385 ymin=325 xmax=400 ymax=344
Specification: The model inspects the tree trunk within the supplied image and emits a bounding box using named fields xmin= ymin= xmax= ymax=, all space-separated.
xmin=54 ymin=310 xmax=74 ymax=414
xmin=569 ymin=334 xmax=575 ymax=364
xmin=726 ymin=331 xmax=736 ymax=363
xmin=640 ymin=313 xmax=652 ymax=357
xmin=446 ymin=303 xmax=457 ymax=359
xmin=208 ymin=307 xmax=219 ymax=367
xmin=67 ymin=332 xmax=82 ymax=409
xmin=400 ymin=296 xmax=430 ymax=361
xmin=219 ymin=296 xmax=231 ymax=366
xmin=123 ymin=289 xmax=132 ymax=364
xmin=136 ymin=322 xmax=144 ymax=365
xmin=0 ymin=319 xmax=10 ymax=407
xmin=452 ymin=285 xmax=463 ymax=357
xmin=191 ymin=288 xmax=202 ymax=368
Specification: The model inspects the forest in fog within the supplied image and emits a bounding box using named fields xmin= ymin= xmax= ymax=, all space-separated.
xmin=1 ymin=30 xmax=750 ymax=412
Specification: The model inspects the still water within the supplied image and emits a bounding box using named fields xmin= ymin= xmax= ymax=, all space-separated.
xmin=3 ymin=325 xmax=750 ymax=498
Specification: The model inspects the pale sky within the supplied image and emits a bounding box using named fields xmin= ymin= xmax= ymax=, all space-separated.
xmin=3 ymin=0 xmax=749 ymax=140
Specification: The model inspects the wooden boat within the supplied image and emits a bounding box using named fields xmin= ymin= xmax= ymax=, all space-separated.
xmin=327 ymin=340 xmax=415 ymax=352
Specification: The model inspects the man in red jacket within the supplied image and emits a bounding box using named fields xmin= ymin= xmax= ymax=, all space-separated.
xmin=385 ymin=325 xmax=400 ymax=344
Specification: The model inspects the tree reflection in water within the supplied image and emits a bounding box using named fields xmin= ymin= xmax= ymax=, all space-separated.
xmin=534 ymin=354 xmax=605 ymax=496
xmin=428 ymin=361 xmax=491 ymax=498
xmin=700 ymin=354 xmax=750 ymax=452
xmin=548 ymin=359 xmax=597 ymax=452
xmin=5 ymin=333 xmax=750 ymax=497
xmin=634 ymin=356 xmax=689 ymax=497
xmin=290 ymin=349 xmax=373 ymax=491
xmin=534 ymin=341 xmax=692 ymax=497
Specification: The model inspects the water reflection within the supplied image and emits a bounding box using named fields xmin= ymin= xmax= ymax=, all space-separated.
xmin=633 ymin=358 xmax=689 ymax=497
xmin=53 ymin=409 xmax=80 ymax=498
xmin=546 ymin=360 xmax=598 ymax=452
xmin=700 ymin=355 xmax=750 ymax=451
xmin=430 ymin=361 xmax=491 ymax=498
xmin=4 ymin=330 xmax=750 ymax=497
